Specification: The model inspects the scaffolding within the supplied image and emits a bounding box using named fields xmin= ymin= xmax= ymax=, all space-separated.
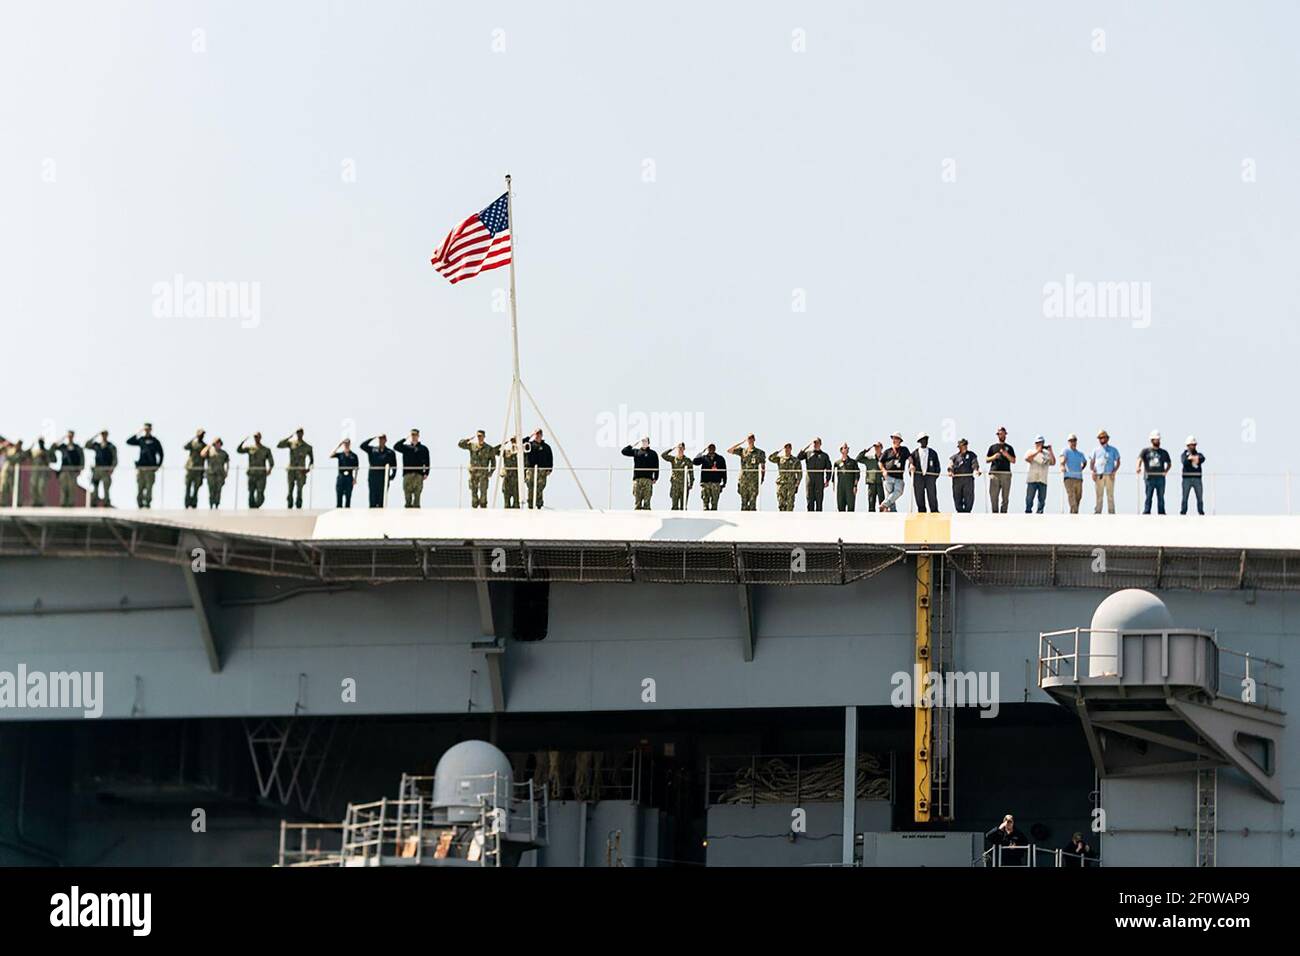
xmin=277 ymin=770 xmax=548 ymax=867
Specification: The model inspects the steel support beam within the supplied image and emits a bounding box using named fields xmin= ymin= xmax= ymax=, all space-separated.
xmin=1091 ymin=720 xmax=1220 ymax=759
xmin=738 ymin=584 xmax=755 ymax=662
xmin=471 ymin=548 xmax=496 ymax=636
xmin=471 ymin=639 xmax=506 ymax=712
xmin=843 ymin=705 xmax=857 ymax=867
xmin=180 ymin=545 xmax=221 ymax=673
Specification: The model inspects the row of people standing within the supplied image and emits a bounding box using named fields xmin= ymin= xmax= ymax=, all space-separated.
xmin=0 ymin=430 xmax=136 ymax=508
xmin=613 ymin=429 xmax=1209 ymax=515
xmin=0 ymin=424 xmax=1209 ymax=515
xmin=0 ymin=425 xmax=556 ymax=511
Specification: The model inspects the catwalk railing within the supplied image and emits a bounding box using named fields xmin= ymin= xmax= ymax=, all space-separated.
xmin=975 ymin=844 xmax=1100 ymax=867
xmin=7 ymin=514 xmax=1300 ymax=589
xmin=1038 ymin=628 xmax=1284 ymax=711
xmin=0 ymin=461 xmax=1293 ymax=515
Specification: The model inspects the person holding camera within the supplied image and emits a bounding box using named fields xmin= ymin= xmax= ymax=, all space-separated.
xmin=1062 ymin=832 xmax=1093 ymax=867
xmin=1024 ymin=435 xmax=1056 ymax=514
xmin=986 ymin=427 xmax=1016 ymax=513
xmin=1181 ymin=436 xmax=1206 ymax=516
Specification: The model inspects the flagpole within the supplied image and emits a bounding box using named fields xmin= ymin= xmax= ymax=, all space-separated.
xmin=505 ymin=174 xmax=526 ymax=504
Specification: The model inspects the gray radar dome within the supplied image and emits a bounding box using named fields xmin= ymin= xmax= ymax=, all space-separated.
xmin=1088 ymin=589 xmax=1173 ymax=677
xmin=432 ymin=740 xmax=513 ymax=822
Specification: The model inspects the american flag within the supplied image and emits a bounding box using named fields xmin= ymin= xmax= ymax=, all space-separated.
xmin=430 ymin=193 xmax=512 ymax=284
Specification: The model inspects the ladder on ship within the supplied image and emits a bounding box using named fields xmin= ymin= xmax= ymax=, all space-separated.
xmin=1195 ymin=766 xmax=1216 ymax=867
xmin=914 ymin=552 xmax=956 ymax=823
xmin=930 ymin=558 xmax=956 ymax=821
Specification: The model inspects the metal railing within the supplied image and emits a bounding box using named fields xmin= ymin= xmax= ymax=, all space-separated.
xmin=277 ymin=770 xmax=548 ymax=867
xmin=522 ymin=750 xmax=645 ymax=804
xmin=2 ymin=458 xmax=1298 ymax=514
xmin=277 ymin=821 xmax=345 ymax=867
xmin=1039 ymin=627 xmax=1284 ymax=711
xmin=1218 ymin=646 xmax=1285 ymax=711
xmin=1039 ymin=627 xmax=1124 ymax=684
xmin=975 ymin=844 xmax=1100 ymax=867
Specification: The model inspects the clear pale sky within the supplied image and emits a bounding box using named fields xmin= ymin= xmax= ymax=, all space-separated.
xmin=4 ymin=1 xmax=1298 ymax=511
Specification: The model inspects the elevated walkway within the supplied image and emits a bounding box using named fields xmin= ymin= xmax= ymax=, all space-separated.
xmin=1039 ymin=624 xmax=1284 ymax=802
xmin=6 ymin=509 xmax=1300 ymax=589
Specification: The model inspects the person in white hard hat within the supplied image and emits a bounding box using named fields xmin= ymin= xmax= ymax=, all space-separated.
xmin=1137 ymin=429 xmax=1172 ymax=515
xmin=910 ymin=431 xmax=941 ymax=512
xmin=1059 ymin=433 xmax=1087 ymax=514
xmin=1180 ymin=436 xmax=1206 ymax=515
xmin=1023 ymin=435 xmax=1056 ymax=514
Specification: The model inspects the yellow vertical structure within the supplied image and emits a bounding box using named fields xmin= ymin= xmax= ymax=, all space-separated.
xmin=914 ymin=553 xmax=933 ymax=822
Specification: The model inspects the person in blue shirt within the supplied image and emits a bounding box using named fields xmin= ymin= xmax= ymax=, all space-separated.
xmin=1137 ymin=430 xmax=1173 ymax=515
xmin=331 ymin=438 xmax=360 ymax=508
xmin=359 ymin=435 xmax=398 ymax=508
xmin=1089 ymin=429 xmax=1121 ymax=514
xmin=1058 ymin=433 xmax=1088 ymax=514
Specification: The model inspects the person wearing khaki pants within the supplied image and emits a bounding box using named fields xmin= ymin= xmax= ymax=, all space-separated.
xmin=1065 ymin=478 xmax=1083 ymax=513
xmin=1089 ymin=429 xmax=1121 ymax=514
xmin=985 ymin=427 xmax=1016 ymax=513
xmin=1059 ymin=433 xmax=1088 ymax=514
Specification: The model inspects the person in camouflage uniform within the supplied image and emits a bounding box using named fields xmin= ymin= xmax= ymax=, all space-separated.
xmin=51 ymin=431 xmax=86 ymax=507
xmin=83 ymin=430 xmax=118 ymax=507
xmin=500 ymin=439 xmax=521 ymax=509
xmin=457 ymin=430 xmax=500 ymax=509
xmin=237 ymin=433 xmax=274 ymax=509
xmin=0 ymin=438 xmax=25 ymax=507
xmin=126 ymin=423 xmax=164 ymax=509
xmin=524 ymin=430 xmax=553 ymax=509
xmin=277 ymin=429 xmax=314 ymax=509
xmin=727 ymin=435 xmax=766 ymax=511
xmin=26 ymin=438 xmax=51 ymax=506
xmin=393 ymin=430 xmax=430 ymax=508
xmin=182 ymin=429 xmax=208 ymax=509
xmin=621 ymin=438 xmax=660 ymax=510
xmin=692 ymin=444 xmax=727 ymax=511
xmin=203 ymin=438 xmax=230 ymax=508
xmin=833 ymin=443 xmax=861 ymax=512
xmin=768 ymin=443 xmax=803 ymax=512
xmin=660 ymin=442 xmax=695 ymax=511
xmin=856 ymin=441 xmax=885 ymax=512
